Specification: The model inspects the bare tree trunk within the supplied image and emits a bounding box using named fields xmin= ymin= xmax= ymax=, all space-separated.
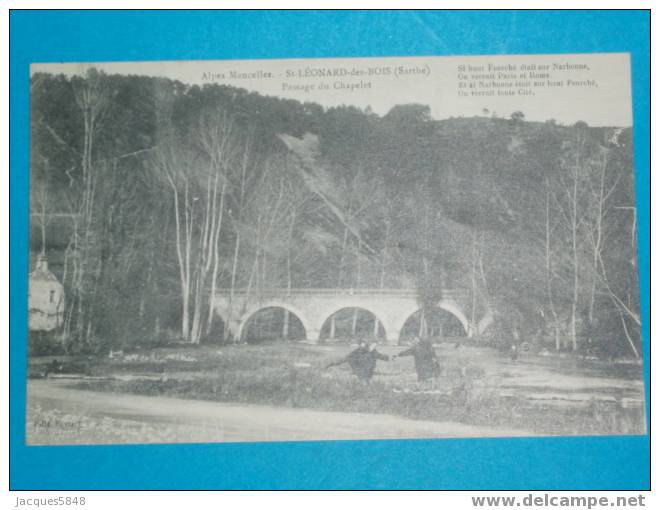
xmin=351 ymin=236 xmax=362 ymax=337
xmin=470 ymin=230 xmax=478 ymax=336
xmin=373 ymin=219 xmax=391 ymax=337
xmin=39 ymin=211 xmax=47 ymax=256
xmin=226 ymin=231 xmax=241 ymax=342
xmin=245 ymin=214 xmax=262 ymax=298
xmin=190 ymin=276 xmax=204 ymax=343
xmin=169 ymin=178 xmax=190 ymax=341
xmin=329 ymin=316 xmax=336 ymax=340
xmin=282 ymin=214 xmax=295 ymax=339
xmin=617 ymin=310 xmax=639 ymax=358
xmin=378 ymin=219 xmax=390 ymax=290
xmin=282 ymin=309 xmax=290 ymax=339
xmin=206 ymin=182 xmax=227 ymax=336
xmin=262 ymin=251 xmax=267 ymax=290
xmin=588 ymin=151 xmax=607 ymax=324
xmin=570 ymin=148 xmax=580 ymax=351
xmin=418 ymin=309 xmax=427 ymax=337
xmin=544 ymin=182 xmax=561 ymax=350
xmin=331 ymin=227 xmax=349 ymax=340
xmin=351 ymin=308 xmax=359 ymax=337
xmin=61 ymin=213 xmax=79 ymax=344
xmin=355 ymin=237 xmax=362 ymax=287
xmin=338 ymin=227 xmax=348 ymax=287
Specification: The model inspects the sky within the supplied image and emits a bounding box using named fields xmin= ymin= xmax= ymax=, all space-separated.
xmin=32 ymin=53 xmax=633 ymax=127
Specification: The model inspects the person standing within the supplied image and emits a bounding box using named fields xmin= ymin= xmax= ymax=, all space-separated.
xmin=395 ymin=336 xmax=441 ymax=381
xmin=509 ymin=343 xmax=519 ymax=362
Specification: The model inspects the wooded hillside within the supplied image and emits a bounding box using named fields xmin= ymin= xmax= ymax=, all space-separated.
xmin=30 ymin=69 xmax=640 ymax=357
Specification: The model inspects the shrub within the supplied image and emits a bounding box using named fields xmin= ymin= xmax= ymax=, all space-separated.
xmin=29 ymin=331 xmax=65 ymax=356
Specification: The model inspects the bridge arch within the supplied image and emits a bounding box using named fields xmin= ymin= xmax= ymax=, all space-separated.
xmin=237 ymin=301 xmax=312 ymax=342
xmin=319 ymin=304 xmax=388 ymax=341
xmin=396 ymin=301 xmax=471 ymax=341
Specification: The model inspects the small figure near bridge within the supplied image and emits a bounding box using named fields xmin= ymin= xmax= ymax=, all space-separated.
xmin=326 ymin=339 xmax=391 ymax=382
xmin=509 ymin=343 xmax=519 ymax=362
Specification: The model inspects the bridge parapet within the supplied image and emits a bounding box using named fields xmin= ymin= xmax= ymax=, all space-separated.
xmin=214 ymin=287 xmax=466 ymax=299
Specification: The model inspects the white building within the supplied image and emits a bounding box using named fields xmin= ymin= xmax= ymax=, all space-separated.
xmin=29 ymin=254 xmax=65 ymax=331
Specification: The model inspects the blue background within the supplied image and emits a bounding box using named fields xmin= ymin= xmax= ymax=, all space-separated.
xmin=10 ymin=10 xmax=650 ymax=490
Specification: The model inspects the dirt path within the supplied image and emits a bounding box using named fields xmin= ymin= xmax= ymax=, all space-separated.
xmin=27 ymin=380 xmax=529 ymax=444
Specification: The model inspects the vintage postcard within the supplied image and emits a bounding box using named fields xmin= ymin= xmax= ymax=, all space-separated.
xmin=27 ymin=53 xmax=645 ymax=445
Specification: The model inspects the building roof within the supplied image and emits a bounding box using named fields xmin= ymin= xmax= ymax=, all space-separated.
xmin=29 ymin=254 xmax=62 ymax=284
xmin=29 ymin=267 xmax=60 ymax=283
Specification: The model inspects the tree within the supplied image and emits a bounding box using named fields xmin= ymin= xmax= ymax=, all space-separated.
xmin=152 ymin=106 xmax=236 ymax=344
xmin=60 ymin=68 xmax=111 ymax=351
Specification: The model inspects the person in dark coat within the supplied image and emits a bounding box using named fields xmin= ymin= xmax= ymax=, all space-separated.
xmin=395 ymin=336 xmax=441 ymax=381
xmin=326 ymin=340 xmax=390 ymax=382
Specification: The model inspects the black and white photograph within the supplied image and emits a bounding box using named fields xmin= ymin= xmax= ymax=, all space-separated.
xmin=26 ymin=53 xmax=645 ymax=445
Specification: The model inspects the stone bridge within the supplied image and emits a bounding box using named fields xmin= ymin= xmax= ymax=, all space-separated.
xmin=213 ymin=288 xmax=492 ymax=344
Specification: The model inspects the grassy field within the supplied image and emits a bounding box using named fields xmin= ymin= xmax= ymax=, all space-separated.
xmin=28 ymin=342 xmax=647 ymax=438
